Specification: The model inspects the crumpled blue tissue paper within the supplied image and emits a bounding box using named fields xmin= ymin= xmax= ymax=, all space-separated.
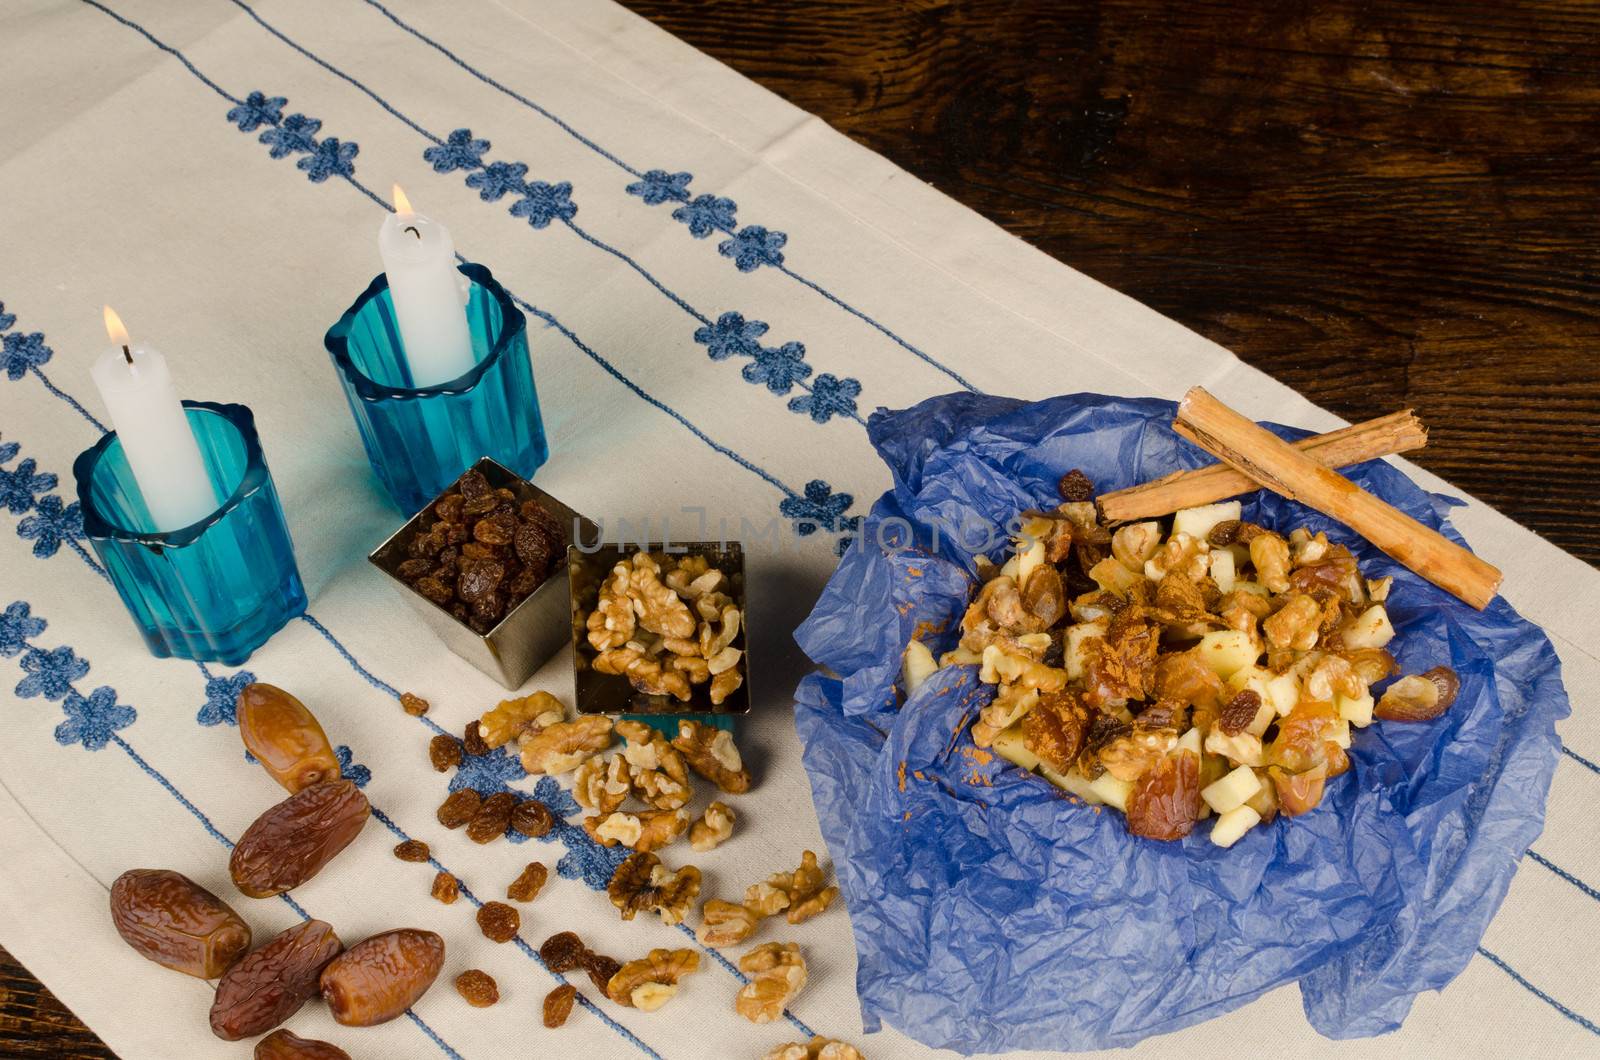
xmin=792 ymin=392 xmax=1568 ymax=1054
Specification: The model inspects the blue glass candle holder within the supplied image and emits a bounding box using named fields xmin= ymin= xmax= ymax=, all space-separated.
xmin=324 ymin=262 xmax=549 ymax=515
xmin=73 ymin=401 xmax=307 ymax=665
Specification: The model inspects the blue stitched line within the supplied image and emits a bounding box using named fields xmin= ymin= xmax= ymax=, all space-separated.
xmin=403 ymin=1012 xmax=465 ymax=1060
xmin=777 ymin=264 xmax=981 ymax=393
xmin=559 ymin=218 xmax=710 ymax=325
xmin=1478 ymin=946 xmax=1600 ymax=1037
xmin=298 ymin=613 xmax=402 ymax=698
xmin=28 ymin=366 xmax=109 ymax=433
xmin=1562 ymin=746 xmax=1600 ymax=776
xmin=110 ymin=732 xmax=238 ymax=849
xmin=77 ymin=0 xmax=240 ymax=103
xmin=223 ymin=0 xmax=440 ymax=144
xmin=1527 ymin=850 xmax=1600 ymax=903
xmin=354 ymin=0 xmax=983 ymax=395
xmin=358 ymin=0 xmax=643 ymax=177
xmin=65 ymin=540 xmax=111 ymax=582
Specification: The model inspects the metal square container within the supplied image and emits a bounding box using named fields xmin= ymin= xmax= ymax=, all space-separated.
xmin=368 ymin=457 xmax=598 ymax=689
xmin=569 ymin=541 xmax=750 ymax=717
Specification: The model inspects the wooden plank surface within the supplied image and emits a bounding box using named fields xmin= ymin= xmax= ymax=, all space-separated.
xmin=7 ymin=1 xmax=1597 ymax=1055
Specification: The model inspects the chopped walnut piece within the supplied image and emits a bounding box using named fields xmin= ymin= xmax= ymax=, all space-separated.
xmin=606 ymin=948 xmax=700 ymax=1010
xmin=743 ymin=881 xmax=791 ymax=919
xmin=763 ymin=1039 xmax=868 ymax=1060
xmin=672 ymin=721 xmax=752 ymax=794
xmin=697 ymin=899 xmax=760 ymax=947
xmin=1263 ymin=593 xmax=1321 ymax=652
xmin=585 ymin=812 xmax=643 ymax=848
xmin=608 ymin=852 xmax=702 ymax=925
xmin=479 ymin=691 xmax=564 ymax=749
xmin=735 ymin=942 xmax=807 ymax=1024
xmin=689 ymin=802 xmax=735 ymax=852
xmin=1098 ymin=728 xmax=1179 ymax=783
xmin=710 ymin=667 xmax=745 ymax=706
xmin=518 ymin=715 xmax=614 ymax=775
xmin=573 ymin=754 xmax=632 ymax=814
xmin=1249 ymin=532 xmax=1291 ymax=593
xmin=972 ymin=684 xmax=1038 ymax=748
xmin=763 ymin=851 xmax=839 ymax=925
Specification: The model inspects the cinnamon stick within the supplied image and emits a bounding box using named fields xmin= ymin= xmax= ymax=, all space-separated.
xmin=1098 ymin=410 xmax=1427 ymax=523
xmin=1172 ymin=387 xmax=1501 ymax=610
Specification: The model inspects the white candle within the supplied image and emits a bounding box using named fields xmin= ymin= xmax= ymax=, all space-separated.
xmin=378 ymin=184 xmax=477 ymax=387
xmin=90 ymin=307 xmax=220 ymax=532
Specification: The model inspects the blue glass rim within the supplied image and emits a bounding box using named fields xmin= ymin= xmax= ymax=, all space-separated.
xmin=73 ymin=400 xmax=267 ymax=549
xmin=323 ymin=261 xmax=525 ymax=400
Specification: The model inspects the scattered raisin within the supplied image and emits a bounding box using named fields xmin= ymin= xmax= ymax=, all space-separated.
xmin=539 ymin=932 xmax=587 ymax=973
xmin=467 ymin=792 xmax=517 ymax=844
xmin=429 ymin=734 xmax=462 ymax=772
xmin=319 ymin=930 xmax=445 ymax=1027
xmin=393 ymin=840 xmax=431 ymax=863
xmin=542 ymin=984 xmax=577 ymax=1028
xmin=230 ymin=781 xmax=370 ymax=899
xmin=109 ymin=869 xmax=251 ymax=979
xmin=1058 ymin=469 xmax=1094 ymax=501
xmin=454 ymin=969 xmax=499 ymax=1008
xmin=1207 ymin=519 xmax=1242 ymax=547
xmin=507 ymin=863 xmax=548 ymax=903
xmin=1219 ymin=690 xmax=1263 ymax=736
xmin=583 ymin=953 xmax=621 ymax=996
xmin=430 ymin=871 xmax=460 ymax=905
xmin=512 ymin=799 xmax=554 ymax=838
xmin=463 ymin=720 xmax=489 ymax=757
xmin=437 ymin=789 xmax=481 ymax=829
xmin=476 ymin=901 xmax=521 ymax=943
xmin=400 ymin=692 xmax=430 ymax=717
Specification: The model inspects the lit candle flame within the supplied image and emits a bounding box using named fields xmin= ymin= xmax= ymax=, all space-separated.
xmin=103 ymin=305 xmax=130 ymax=346
xmin=392 ymin=183 xmax=414 ymax=217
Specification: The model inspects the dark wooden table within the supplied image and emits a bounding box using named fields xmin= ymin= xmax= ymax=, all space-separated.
xmin=8 ymin=1 xmax=1597 ymax=1055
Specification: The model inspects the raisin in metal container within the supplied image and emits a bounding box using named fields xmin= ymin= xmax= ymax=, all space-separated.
xmin=369 ymin=457 xmax=597 ymax=689
xmin=568 ymin=541 xmax=750 ymax=724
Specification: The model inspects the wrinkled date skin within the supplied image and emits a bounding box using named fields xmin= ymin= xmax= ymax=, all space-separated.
xmin=319 ymin=929 xmax=445 ymax=1027
xmin=230 ymin=780 xmax=370 ymax=898
xmin=109 ymin=869 xmax=251 ymax=979
xmin=238 ymin=684 xmax=342 ymax=794
xmin=209 ymin=919 xmax=343 ymax=1040
xmin=254 ymin=1029 xmax=352 ymax=1060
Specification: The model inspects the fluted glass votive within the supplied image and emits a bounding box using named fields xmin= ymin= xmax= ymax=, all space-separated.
xmin=324 ymin=262 xmax=549 ymax=515
xmin=73 ymin=401 xmax=307 ymax=665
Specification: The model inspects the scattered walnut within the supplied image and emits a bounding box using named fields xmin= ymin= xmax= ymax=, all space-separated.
xmin=671 ymin=721 xmax=751 ymax=793
xmin=696 ymin=899 xmax=760 ymax=947
xmin=574 ymin=754 xmax=632 ymax=814
xmin=430 ymin=871 xmax=460 ymax=905
xmin=400 ymin=692 xmax=429 ymax=717
xmin=764 ymin=1039 xmax=867 ymax=1060
xmin=507 ymin=862 xmax=548 ymax=903
xmin=606 ymin=948 xmax=700 ymax=1010
xmin=743 ymin=881 xmax=791 ymax=920
xmin=454 ymin=969 xmax=498 ymax=1007
xmin=519 ymin=715 xmax=614 ymax=775
xmin=617 ymin=720 xmax=693 ymax=809
xmin=585 ymin=811 xmax=643 ymax=848
xmin=759 ymin=851 xmax=839 ymax=925
xmin=607 ymin=852 xmax=701 ymax=924
xmin=393 ymin=839 xmax=430 ymax=863
xmin=735 ymin=942 xmax=807 ymax=1024
xmin=709 ymin=668 xmax=745 ymax=705
xmin=1099 ymin=728 xmax=1179 ymax=783
xmin=690 ymin=802 xmax=735 ymax=852
xmin=478 ymin=690 xmax=564 ymax=749
xmin=476 ymin=901 xmax=521 ymax=943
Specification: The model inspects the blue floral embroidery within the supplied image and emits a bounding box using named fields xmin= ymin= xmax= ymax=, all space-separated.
xmin=16 ymin=645 xmax=89 ymax=701
xmin=446 ymin=740 xmax=535 ymax=843
xmin=197 ymin=669 xmax=256 ymax=727
xmin=336 ymin=745 xmax=371 ymax=788
xmin=788 ymin=373 xmax=861 ymax=424
xmin=54 ymin=685 xmax=136 ymax=751
xmin=227 ymin=91 xmax=286 ymax=132
xmin=509 ymin=180 xmax=577 ymax=228
xmin=780 ymin=480 xmax=857 ymax=536
xmin=0 ymin=602 xmax=45 ymax=658
xmin=424 ymin=128 xmax=490 ymax=174
xmin=531 ymin=775 xmax=580 ymax=820
xmin=298 ymin=137 xmax=358 ymax=183
xmin=672 ymin=194 xmax=737 ymax=238
xmin=0 ymin=302 xmax=16 ymax=331
xmin=466 ymin=160 xmax=528 ymax=203
xmin=2 ymin=331 xmax=52 ymax=381
xmin=554 ymin=821 xmax=634 ymax=890
xmin=693 ymin=312 xmax=768 ymax=361
xmin=743 ymin=341 xmax=811 ymax=394
xmin=260 ymin=113 xmax=321 ymax=159
xmin=626 ymin=169 xmax=692 ymax=206
xmin=17 ymin=496 xmax=82 ymax=559
xmin=0 ymin=440 xmax=18 ymax=466
xmin=718 ymin=225 xmax=787 ymax=271
xmin=0 ymin=456 xmax=55 ymax=515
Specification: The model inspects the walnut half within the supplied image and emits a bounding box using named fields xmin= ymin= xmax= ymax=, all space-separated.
xmin=763 ymin=1039 xmax=867 ymax=1060
xmin=689 ymin=801 xmax=735 ymax=852
xmin=735 ymin=942 xmax=807 ymax=1024
xmin=671 ymin=720 xmax=751 ymax=794
xmin=606 ymin=948 xmax=700 ymax=1011
xmin=518 ymin=715 xmax=614 ymax=775
xmin=607 ymin=852 xmax=701 ymax=925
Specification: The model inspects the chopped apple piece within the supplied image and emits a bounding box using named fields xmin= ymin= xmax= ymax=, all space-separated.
xmin=1204 ymin=729 xmax=1266 ymax=768
xmin=1342 ymin=605 xmax=1395 ymax=650
xmin=1209 ymin=549 xmax=1237 ymax=593
xmin=1229 ymin=580 xmax=1270 ymax=598
xmin=1015 ymin=536 xmax=1047 ymax=592
xmin=1197 ymin=629 xmax=1259 ymax=680
xmin=1088 ymin=772 xmax=1133 ymax=812
xmin=1064 ymin=621 xmax=1107 ymax=681
xmin=1201 ymin=764 xmax=1262 ymax=814
xmin=1042 ymin=765 xmax=1104 ymax=804
xmin=1328 ymin=718 xmax=1352 ymax=750
xmin=1176 ymin=727 xmax=1203 ymax=756
xmin=902 ymin=639 xmax=937 ymax=697
xmin=1089 ymin=556 xmax=1143 ymax=594
xmin=1265 ymin=671 xmax=1301 ymax=717
xmin=1337 ymin=691 xmax=1375 ymax=728
xmin=1173 ymin=500 xmax=1242 ymax=543
xmin=940 ymin=646 xmax=983 ymax=667
xmin=1209 ymin=804 xmax=1262 ymax=848
xmin=992 ymin=724 xmax=1040 ymax=771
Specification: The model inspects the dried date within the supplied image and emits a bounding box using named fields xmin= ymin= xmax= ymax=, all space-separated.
xmin=543 ymin=983 xmax=577 ymax=1028
xmin=437 ymin=788 xmax=481 ymax=829
xmin=109 ymin=869 xmax=251 ymax=979
xmin=319 ymin=929 xmax=445 ymax=1027
xmin=454 ymin=969 xmax=500 ymax=1007
xmin=431 ymin=871 xmax=460 ymax=905
xmin=254 ymin=1029 xmax=351 ymax=1060
xmin=238 ymin=684 xmax=342 ymax=794
xmin=476 ymin=901 xmax=520 ymax=943
xmin=538 ymin=931 xmax=586 ymax=973
xmin=230 ymin=781 xmax=370 ymax=899
xmin=1125 ymin=752 xmax=1202 ymax=841
xmin=507 ymin=862 xmax=548 ymax=903
xmin=466 ymin=791 xmax=516 ymax=844
xmin=429 ymin=734 xmax=462 ymax=772
xmin=209 ymin=919 xmax=343 ymax=1040
xmin=393 ymin=840 xmax=431 ymax=863
xmin=511 ymin=799 xmax=554 ymax=838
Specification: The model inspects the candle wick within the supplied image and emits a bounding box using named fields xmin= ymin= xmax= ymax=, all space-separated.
xmin=404 ymin=225 xmax=421 ymax=239
xmin=121 ymin=344 xmax=132 ymax=365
